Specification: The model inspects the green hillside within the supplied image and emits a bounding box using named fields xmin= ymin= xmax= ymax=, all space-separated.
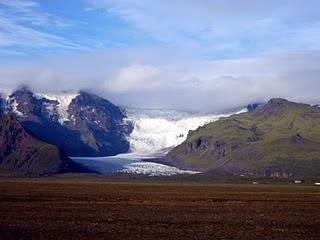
xmin=164 ymin=99 xmax=320 ymax=177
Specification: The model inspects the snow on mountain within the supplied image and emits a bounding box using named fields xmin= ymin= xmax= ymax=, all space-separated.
xmin=35 ymin=93 xmax=79 ymax=124
xmin=9 ymin=98 xmax=24 ymax=117
xmin=125 ymin=107 xmax=247 ymax=155
xmin=5 ymin=88 xmax=131 ymax=157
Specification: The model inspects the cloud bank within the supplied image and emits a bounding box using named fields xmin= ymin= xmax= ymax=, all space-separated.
xmin=0 ymin=1 xmax=320 ymax=112
xmin=1 ymin=50 xmax=320 ymax=112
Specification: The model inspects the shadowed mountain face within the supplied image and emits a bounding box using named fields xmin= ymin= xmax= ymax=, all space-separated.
xmin=164 ymin=98 xmax=320 ymax=177
xmin=0 ymin=113 xmax=90 ymax=176
xmin=247 ymin=103 xmax=261 ymax=112
xmin=0 ymin=97 xmax=4 ymax=114
xmin=5 ymin=88 xmax=132 ymax=157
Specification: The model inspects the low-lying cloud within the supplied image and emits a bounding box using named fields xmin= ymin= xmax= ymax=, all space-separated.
xmin=1 ymin=49 xmax=320 ymax=112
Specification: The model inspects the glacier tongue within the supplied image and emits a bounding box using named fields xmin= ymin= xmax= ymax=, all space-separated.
xmin=73 ymin=107 xmax=247 ymax=176
xmin=118 ymin=162 xmax=200 ymax=176
xmin=125 ymin=108 xmax=245 ymax=155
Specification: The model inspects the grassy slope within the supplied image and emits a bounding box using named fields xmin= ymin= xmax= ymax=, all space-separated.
xmin=167 ymin=99 xmax=320 ymax=177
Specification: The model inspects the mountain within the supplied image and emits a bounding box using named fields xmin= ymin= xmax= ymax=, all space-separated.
xmin=0 ymin=96 xmax=4 ymax=114
xmin=5 ymin=87 xmax=132 ymax=157
xmin=247 ymin=103 xmax=262 ymax=112
xmin=0 ymin=113 xmax=90 ymax=176
xmin=163 ymin=98 xmax=320 ymax=177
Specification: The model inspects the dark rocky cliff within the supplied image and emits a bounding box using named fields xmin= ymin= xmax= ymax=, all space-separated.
xmin=6 ymin=88 xmax=132 ymax=157
xmin=0 ymin=113 xmax=90 ymax=176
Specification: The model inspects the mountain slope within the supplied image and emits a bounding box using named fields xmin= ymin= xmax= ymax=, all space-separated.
xmin=6 ymin=88 xmax=132 ymax=157
xmin=164 ymin=98 xmax=320 ymax=177
xmin=65 ymin=91 xmax=133 ymax=156
xmin=0 ymin=96 xmax=4 ymax=114
xmin=0 ymin=113 xmax=90 ymax=176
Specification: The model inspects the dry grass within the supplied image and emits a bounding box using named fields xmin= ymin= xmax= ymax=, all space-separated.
xmin=0 ymin=178 xmax=320 ymax=240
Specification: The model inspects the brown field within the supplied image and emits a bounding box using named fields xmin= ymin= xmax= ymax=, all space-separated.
xmin=0 ymin=177 xmax=320 ymax=240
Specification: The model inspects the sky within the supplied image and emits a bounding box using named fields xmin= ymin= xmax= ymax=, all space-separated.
xmin=0 ymin=0 xmax=320 ymax=112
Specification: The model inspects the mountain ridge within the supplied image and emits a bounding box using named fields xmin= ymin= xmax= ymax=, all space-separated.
xmin=2 ymin=87 xmax=133 ymax=157
xmin=163 ymin=98 xmax=320 ymax=177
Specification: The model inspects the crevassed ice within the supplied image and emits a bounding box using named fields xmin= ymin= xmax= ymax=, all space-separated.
xmin=125 ymin=108 xmax=247 ymax=155
xmin=35 ymin=93 xmax=79 ymax=125
xmin=118 ymin=162 xmax=201 ymax=176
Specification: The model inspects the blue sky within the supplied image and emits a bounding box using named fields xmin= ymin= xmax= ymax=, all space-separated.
xmin=2 ymin=0 xmax=320 ymax=58
xmin=1 ymin=0 xmax=320 ymax=111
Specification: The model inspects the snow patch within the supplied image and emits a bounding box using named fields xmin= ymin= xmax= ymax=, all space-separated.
xmin=118 ymin=162 xmax=201 ymax=176
xmin=9 ymin=98 xmax=24 ymax=116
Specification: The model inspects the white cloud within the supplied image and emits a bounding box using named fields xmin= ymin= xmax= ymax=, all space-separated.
xmin=0 ymin=0 xmax=89 ymax=52
xmin=107 ymin=64 xmax=162 ymax=92
xmin=87 ymin=0 xmax=320 ymax=55
xmin=1 ymin=49 xmax=320 ymax=112
xmin=1 ymin=1 xmax=320 ymax=112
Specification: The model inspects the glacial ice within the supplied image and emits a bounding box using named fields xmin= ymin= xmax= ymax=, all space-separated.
xmin=118 ymin=162 xmax=200 ymax=176
xmin=73 ymin=107 xmax=247 ymax=176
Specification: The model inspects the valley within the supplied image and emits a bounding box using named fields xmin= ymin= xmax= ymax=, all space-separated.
xmin=1 ymin=1 xmax=320 ymax=239
xmin=2 ymin=87 xmax=242 ymax=177
xmin=2 ymin=88 xmax=320 ymax=178
xmin=72 ymin=107 xmax=246 ymax=176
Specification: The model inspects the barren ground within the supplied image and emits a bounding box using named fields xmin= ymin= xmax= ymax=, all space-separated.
xmin=0 ymin=177 xmax=320 ymax=240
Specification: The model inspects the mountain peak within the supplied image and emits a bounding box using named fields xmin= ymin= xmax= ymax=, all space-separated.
xmin=253 ymin=98 xmax=305 ymax=117
xmin=247 ymin=99 xmax=294 ymax=113
xmin=77 ymin=90 xmax=100 ymax=101
xmin=267 ymin=98 xmax=290 ymax=105
xmin=11 ymin=86 xmax=33 ymax=97
xmin=2 ymin=88 xmax=132 ymax=157
xmin=165 ymin=98 xmax=320 ymax=177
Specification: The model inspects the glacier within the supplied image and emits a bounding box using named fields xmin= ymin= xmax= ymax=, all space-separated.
xmin=73 ymin=154 xmax=201 ymax=176
xmin=2 ymin=90 xmax=248 ymax=176
xmin=126 ymin=108 xmax=246 ymax=155
xmin=118 ymin=162 xmax=201 ymax=176
xmin=73 ymin=107 xmax=247 ymax=176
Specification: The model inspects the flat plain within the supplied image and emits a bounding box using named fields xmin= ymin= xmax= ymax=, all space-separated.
xmin=0 ymin=177 xmax=320 ymax=240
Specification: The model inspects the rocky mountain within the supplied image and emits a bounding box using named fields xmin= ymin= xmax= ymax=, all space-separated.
xmin=4 ymin=87 xmax=132 ymax=157
xmin=0 ymin=96 xmax=4 ymax=114
xmin=247 ymin=103 xmax=261 ymax=112
xmin=0 ymin=113 xmax=90 ymax=176
xmin=163 ymin=98 xmax=320 ymax=177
